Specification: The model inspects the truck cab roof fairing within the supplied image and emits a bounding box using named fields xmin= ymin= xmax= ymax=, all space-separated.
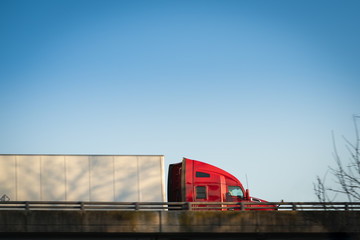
xmin=182 ymin=158 xmax=245 ymax=202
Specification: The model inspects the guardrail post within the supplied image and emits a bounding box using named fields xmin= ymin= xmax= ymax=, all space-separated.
xmin=345 ymin=203 xmax=349 ymax=211
xmin=240 ymin=202 xmax=245 ymax=211
xmin=135 ymin=202 xmax=139 ymax=210
xmin=187 ymin=202 xmax=192 ymax=211
xmin=292 ymin=203 xmax=297 ymax=211
xmin=25 ymin=202 xmax=30 ymax=211
xmin=80 ymin=202 xmax=85 ymax=211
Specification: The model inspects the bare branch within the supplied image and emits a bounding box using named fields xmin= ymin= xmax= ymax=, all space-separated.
xmin=314 ymin=115 xmax=360 ymax=202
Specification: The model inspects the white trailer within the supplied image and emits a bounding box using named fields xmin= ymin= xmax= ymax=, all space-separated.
xmin=0 ymin=155 xmax=165 ymax=202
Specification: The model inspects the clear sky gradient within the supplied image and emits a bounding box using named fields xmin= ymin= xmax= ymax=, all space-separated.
xmin=1 ymin=0 xmax=359 ymax=201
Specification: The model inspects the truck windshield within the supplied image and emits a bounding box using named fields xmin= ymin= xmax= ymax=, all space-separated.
xmin=228 ymin=186 xmax=244 ymax=199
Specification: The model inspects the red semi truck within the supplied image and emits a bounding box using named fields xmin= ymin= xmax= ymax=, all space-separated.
xmin=168 ymin=158 xmax=275 ymax=210
xmin=0 ymin=155 xmax=274 ymax=210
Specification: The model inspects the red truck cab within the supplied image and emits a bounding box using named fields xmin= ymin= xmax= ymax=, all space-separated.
xmin=168 ymin=158 xmax=274 ymax=210
xmin=168 ymin=158 xmax=248 ymax=203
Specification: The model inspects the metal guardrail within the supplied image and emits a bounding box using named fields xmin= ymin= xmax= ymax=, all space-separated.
xmin=0 ymin=201 xmax=360 ymax=211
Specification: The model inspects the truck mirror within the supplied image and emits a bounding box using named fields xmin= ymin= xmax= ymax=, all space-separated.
xmin=245 ymin=189 xmax=250 ymax=200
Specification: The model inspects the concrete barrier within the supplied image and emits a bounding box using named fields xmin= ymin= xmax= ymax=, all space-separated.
xmin=0 ymin=210 xmax=359 ymax=238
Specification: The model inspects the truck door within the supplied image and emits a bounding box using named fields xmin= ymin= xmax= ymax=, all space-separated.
xmin=224 ymin=185 xmax=245 ymax=210
xmin=227 ymin=186 xmax=244 ymax=201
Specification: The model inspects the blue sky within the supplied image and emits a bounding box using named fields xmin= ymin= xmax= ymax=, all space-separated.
xmin=1 ymin=0 xmax=359 ymax=201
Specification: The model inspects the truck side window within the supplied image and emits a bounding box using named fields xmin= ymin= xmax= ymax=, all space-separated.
xmin=228 ymin=186 xmax=244 ymax=199
xmin=196 ymin=186 xmax=206 ymax=199
xmin=196 ymin=172 xmax=210 ymax=177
